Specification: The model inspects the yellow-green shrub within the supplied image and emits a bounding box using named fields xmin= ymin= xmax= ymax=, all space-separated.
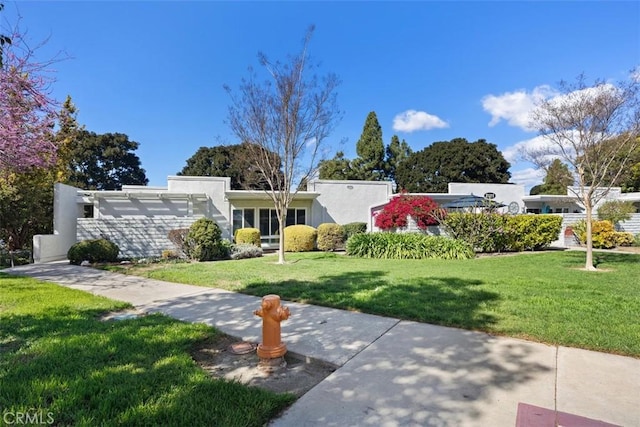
xmin=614 ymin=231 xmax=635 ymax=247
xmin=234 ymin=227 xmax=261 ymax=247
xmin=317 ymin=223 xmax=344 ymax=251
xmin=573 ymin=220 xmax=617 ymax=249
xmin=284 ymin=225 xmax=317 ymax=252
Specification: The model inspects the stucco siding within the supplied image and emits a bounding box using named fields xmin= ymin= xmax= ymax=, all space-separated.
xmin=308 ymin=180 xmax=393 ymax=229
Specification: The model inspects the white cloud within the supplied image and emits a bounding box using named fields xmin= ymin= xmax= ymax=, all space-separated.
xmin=482 ymin=85 xmax=556 ymax=131
xmin=510 ymin=167 xmax=545 ymax=189
xmin=502 ymin=134 xmax=564 ymax=165
xmin=392 ymin=110 xmax=449 ymax=132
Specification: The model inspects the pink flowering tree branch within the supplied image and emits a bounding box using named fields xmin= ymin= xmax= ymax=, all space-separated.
xmin=0 ymin=22 xmax=60 ymax=173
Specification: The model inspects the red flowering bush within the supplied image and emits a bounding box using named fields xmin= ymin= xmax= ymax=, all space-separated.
xmin=374 ymin=194 xmax=443 ymax=230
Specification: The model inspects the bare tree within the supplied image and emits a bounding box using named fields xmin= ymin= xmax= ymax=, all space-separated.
xmin=225 ymin=26 xmax=341 ymax=264
xmin=524 ymin=73 xmax=640 ymax=270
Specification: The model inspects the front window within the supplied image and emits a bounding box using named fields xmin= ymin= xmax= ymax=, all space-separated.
xmin=232 ymin=209 xmax=256 ymax=236
xmin=259 ymin=208 xmax=307 ymax=245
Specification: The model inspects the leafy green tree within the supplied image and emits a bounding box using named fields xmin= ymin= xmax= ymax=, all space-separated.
xmin=66 ymin=131 xmax=148 ymax=190
xmin=529 ymin=159 xmax=573 ymax=195
xmin=179 ymin=143 xmax=280 ymax=190
xmin=318 ymin=151 xmax=356 ymax=180
xmin=597 ymin=200 xmax=636 ymax=227
xmin=352 ymin=111 xmax=385 ymax=180
xmin=396 ymin=138 xmax=511 ymax=192
xmin=0 ymin=170 xmax=54 ymax=250
xmin=385 ymin=135 xmax=412 ymax=184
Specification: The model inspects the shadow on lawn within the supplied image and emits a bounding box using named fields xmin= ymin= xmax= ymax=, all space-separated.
xmin=0 ymin=310 xmax=293 ymax=426
xmin=241 ymin=270 xmax=500 ymax=331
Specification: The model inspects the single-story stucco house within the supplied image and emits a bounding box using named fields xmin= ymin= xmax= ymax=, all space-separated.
xmin=33 ymin=176 xmax=640 ymax=263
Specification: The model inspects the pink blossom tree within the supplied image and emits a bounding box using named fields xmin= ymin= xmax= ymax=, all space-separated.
xmin=0 ymin=24 xmax=59 ymax=174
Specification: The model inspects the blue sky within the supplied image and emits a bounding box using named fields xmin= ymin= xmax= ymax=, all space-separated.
xmin=3 ymin=1 xmax=639 ymax=190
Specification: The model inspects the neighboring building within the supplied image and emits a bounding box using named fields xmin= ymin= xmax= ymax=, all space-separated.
xmin=33 ymin=177 xmax=640 ymax=262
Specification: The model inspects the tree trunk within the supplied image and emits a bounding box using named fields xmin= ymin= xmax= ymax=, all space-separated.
xmin=277 ymin=217 xmax=286 ymax=264
xmin=584 ymin=198 xmax=596 ymax=271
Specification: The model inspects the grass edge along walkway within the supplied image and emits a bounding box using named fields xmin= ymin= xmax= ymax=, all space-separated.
xmin=0 ymin=273 xmax=294 ymax=427
xmin=112 ymin=250 xmax=640 ymax=358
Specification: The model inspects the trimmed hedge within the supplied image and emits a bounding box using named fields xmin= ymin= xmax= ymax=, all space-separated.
xmin=343 ymin=222 xmax=367 ymax=240
xmin=234 ymin=228 xmax=261 ymax=247
xmin=346 ymin=232 xmax=475 ymax=260
xmin=443 ymin=213 xmax=562 ymax=252
xmin=68 ymin=239 xmax=119 ymax=265
xmin=317 ymin=223 xmax=344 ymax=251
xmin=185 ymin=218 xmax=229 ymax=261
xmin=284 ymin=225 xmax=317 ymax=252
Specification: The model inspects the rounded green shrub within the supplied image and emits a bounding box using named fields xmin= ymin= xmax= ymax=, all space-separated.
xmin=317 ymin=223 xmax=344 ymax=251
xmin=185 ymin=218 xmax=228 ymax=261
xmin=68 ymin=239 xmax=119 ymax=265
xmin=284 ymin=225 xmax=317 ymax=252
xmin=234 ymin=227 xmax=261 ymax=247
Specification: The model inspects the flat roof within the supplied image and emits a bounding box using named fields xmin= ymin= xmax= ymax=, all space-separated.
xmin=224 ymin=190 xmax=320 ymax=200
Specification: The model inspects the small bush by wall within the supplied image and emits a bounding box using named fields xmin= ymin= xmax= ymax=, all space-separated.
xmin=317 ymin=223 xmax=344 ymax=251
xmin=443 ymin=213 xmax=562 ymax=252
xmin=234 ymin=228 xmax=261 ymax=247
xmin=68 ymin=239 xmax=119 ymax=265
xmin=443 ymin=212 xmax=508 ymax=253
xmin=284 ymin=225 xmax=317 ymax=252
xmin=343 ymin=222 xmax=367 ymax=240
xmin=168 ymin=228 xmax=190 ymax=258
xmin=572 ymin=219 xmax=623 ymax=249
xmin=504 ymin=215 xmax=563 ymax=251
xmin=346 ymin=232 xmax=474 ymax=260
xmin=230 ymin=243 xmax=263 ymax=260
xmin=0 ymin=249 xmax=31 ymax=268
xmin=185 ymin=218 xmax=229 ymax=261
xmin=615 ymin=231 xmax=635 ymax=247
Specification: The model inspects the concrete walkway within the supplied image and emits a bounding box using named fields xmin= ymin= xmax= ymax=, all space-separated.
xmin=6 ymin=263 xmax=640 ymax=427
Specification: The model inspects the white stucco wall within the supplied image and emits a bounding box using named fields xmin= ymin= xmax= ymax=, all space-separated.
xmin=33 ymin=183 xmax=80 ymax=263
xmin=167 ymin=176 xmax=231 ymax=238
xmin=307 ymin=180 xmax=393 ymax=230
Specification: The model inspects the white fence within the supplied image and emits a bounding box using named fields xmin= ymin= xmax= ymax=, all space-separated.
xmin=78 ymin=217 xmax=198 ymax=259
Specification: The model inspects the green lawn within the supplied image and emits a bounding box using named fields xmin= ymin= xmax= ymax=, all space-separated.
xmin=114 ymin=250 xmax=640 ymax=357
xmin=0 ymin=273 xmax=294 ymax=427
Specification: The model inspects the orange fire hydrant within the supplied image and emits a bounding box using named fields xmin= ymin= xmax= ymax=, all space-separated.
xmin=254 ymin=294 xmax=290 ymax=359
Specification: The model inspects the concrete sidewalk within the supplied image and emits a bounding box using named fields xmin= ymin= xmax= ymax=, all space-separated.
xmin=6 ymin=263 xmax=640 ymax=426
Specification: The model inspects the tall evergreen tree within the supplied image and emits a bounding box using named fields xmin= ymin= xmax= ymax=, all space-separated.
xmin=54 ymin=96 xmax=83 ymax=183
xmin=353 ymin=111 xmax=385 ymax=180
xmin=385 ymin=135 xmax=412 ymax=184
xmin=529 ymin=159 xmax=574 ymax=195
